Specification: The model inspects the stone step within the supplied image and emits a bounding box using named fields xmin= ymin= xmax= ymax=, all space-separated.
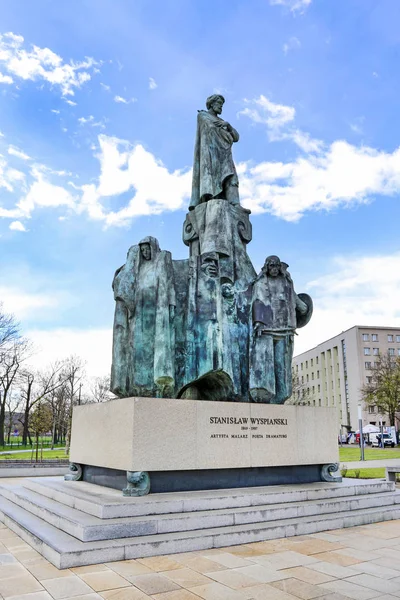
xmin=0 ymin=480 xmax=399 ymax=543
xmin=22 ymin=476 xmax=396 ymax=518
xmin=1 ymin=491 xmax=400 ymax=569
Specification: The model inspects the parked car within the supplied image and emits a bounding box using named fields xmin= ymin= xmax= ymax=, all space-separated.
xmin=371 ymin=433 xmax=395 ymax=448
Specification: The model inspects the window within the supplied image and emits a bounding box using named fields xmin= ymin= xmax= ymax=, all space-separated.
xmin=388 ymin=335 xmax=394 ymax=342
xmin=311 ymin=359 xmax=314 ymax=367
xmin=398 ymin=348 xmax=400 ymax=356
xmin=306 ymin=374 xmax=309 ymax=382
xmin=397 ymin=335 xmax=400 ymax=343
xmin=372 ymin=334 xmax=378 ymax=342
xmin=389 ymin=348 xmax=395 ymax=356
xmin=312 ymin=372 xmax=314 ymax=380
xmin=305 ymin=361 xmax=308 ymax=369
xmin=330 ymin=366 xmax=333 ymax=373
xmin=365 ymin=361 xmax=372 ymax=369
xmin=368 ymin=405 xmax=376 ymax=414
xmin=317 ymin=370 xmax=320 ymax=378
xmin=318 ymin=384 xmax=321 ymax=393
xmin=362 ymin=334 xmax=369 ymax=341
xmin=301 ymin=363 xmax=303 ymax=370
xmin=296 ymin=364 xmax=298 ymax=373
xmin=373 ymin=348 xmax=379 ymax=355
xmin=318 ymin=399 xmax=322 ymax=407
xmin=366 ymin=376 xmax=372 ymax=384
xmin=363 ymin=348 xmax=371 ymax=355
xmin=316 ymin=356 xmax=319 ymax=365
xmin=301 ymin=376 xmax=304 ymax=383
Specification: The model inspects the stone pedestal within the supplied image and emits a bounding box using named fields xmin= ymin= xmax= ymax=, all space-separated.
xmin=69 ymin=398 xmax=339 ymax=494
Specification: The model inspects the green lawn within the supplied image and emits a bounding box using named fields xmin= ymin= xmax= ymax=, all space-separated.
xmin=0 ymin=449 xmax=69 ymax=460
xmin=343 ymin=467 xmax=386 ymax=479
xmin=339 ymin=446 xmax=400 ymax=462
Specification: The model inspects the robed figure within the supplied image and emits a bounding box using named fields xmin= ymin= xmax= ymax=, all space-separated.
xmin=249 ymin=256 xmax=312 ymax=404
xmin=111 ymin=236 xmax=176 ymax=399
xmin=190 ymin=94 xmax=240 ymax=209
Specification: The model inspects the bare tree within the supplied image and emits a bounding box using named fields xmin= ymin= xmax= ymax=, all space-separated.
xmin=19 ymin=361 xmax=69 ymax=446
xmin=361 ymin=354 xmax=400 ymax=426
xmin=5 ymin=389 xmax=22 ymax=444
xmin=63 ymin=356 xmax=86 ymax=455
xmin=0 ymin=339 xmax=31 ymax=446
xmin=0 ymin=303 xmax=20 ymax=352
xmin=89 ymin=375 xmax=115 ymax=403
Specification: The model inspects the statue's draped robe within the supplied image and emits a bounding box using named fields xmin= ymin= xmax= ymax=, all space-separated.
xmin=111 ymin=237 xmax=176 ymax=398
xmin=250 ymin=273 xmax=301 ymax=404
xmin=190 ymin=111 xmax=238 ymax=209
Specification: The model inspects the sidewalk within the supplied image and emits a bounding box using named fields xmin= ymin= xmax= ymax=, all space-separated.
xmin=0 ymin=448 xmax=66 ymax=455
xmin=2 ymin=517 xmax=400 ymax=599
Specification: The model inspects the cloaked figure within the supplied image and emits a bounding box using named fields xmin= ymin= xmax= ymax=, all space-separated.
xmin=111 ymin=236 xmax=176 ymax=399
xmin=190 ymin=94 xmax=240 ymax=209
xmin=249 ymin=256 xmax=312 ymax=404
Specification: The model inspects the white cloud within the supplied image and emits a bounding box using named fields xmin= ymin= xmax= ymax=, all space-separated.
xmin=295 ymin=252 xmax=400 ymax=355
xmin=78 ymin=134 xmax=191 ymax=227
xmin=238 ymin=94 xmax=400 ymax=221
xmin=17 ymin=167 xmax=76 ymax=217
xmin=9 ymin=220 xmax=26 ymax=232
xmin=0 ymin=72 xmax=13 ymax=84
xmin=26 ymin=327 xmax=112 ymax=377
xmin=270 ymin=0 xmax=312 ymax=13
xmin=100 ymin=82 xmax=110 ymax=91
xmin=149 ymin=77 xmax=157 ymax=90
xmin=8 ymin=145 xmax=31 ymax=160
xmin=0 ymin=284 xmax=60 ymax=319
xmin=0 ymin=156 xmax=26 ymax=193
xmin=78 ymin=115 xmax=94 ymax=124
xmin=283 ymin=36 xmax=301 ymax=54
xmin=64 ymin=99 xmax=77 ymax=106
xmin=0 ymin=32 xmax=97 ymax=96
xmin=238 ymin=95 xmax=296 ymax=136
xmin=114 ymin=95 xmax=136 ymax=104
xmin=51 ymin=109 xmax=60 ymax=114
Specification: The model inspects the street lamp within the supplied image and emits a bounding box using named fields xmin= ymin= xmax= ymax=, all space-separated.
xmin=358 ymin=404 xmax=365 ymax=461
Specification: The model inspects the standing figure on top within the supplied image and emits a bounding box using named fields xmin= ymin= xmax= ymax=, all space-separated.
xmin=190 ymin=94 xmax=240 ymax=209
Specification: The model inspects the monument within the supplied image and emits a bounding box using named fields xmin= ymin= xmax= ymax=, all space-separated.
xmin=68 ymin=94 xmax=339 ymax=496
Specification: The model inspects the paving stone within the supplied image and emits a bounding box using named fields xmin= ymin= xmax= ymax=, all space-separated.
xmin=198 ymin=552 xmax=253 ymax=569
xmin=0 ymin=553 xmax=18 ymax=565
xmin=78 ymin=571 xmax=132 ymax=592
xmin=105 ymin=560 xmax=153 ymax=579
xmin=349 ymin=562 xmax=400 ymax=579
xmin=26 ymin=561 xmax=73 ymax=580
xmin=271 ymin=578 xmax=328 ymax=599
xmin=203 ymin=567 xmax=260 ymax=589
xmin=240 ymin=584 xmax=300 ymax=599
xmin=151 ymin=590 xmax=205 ymax=600
xmin=0 ymin=575 xmax=44 ymax=599
xmin=254 ymin=551 xmax=318 ymax=570
xmin=282 ymin=567 xmax=335 ymax=585
xmin=72 ymin=565 xmax=111 ymax=575
xmin=311 ymin=552 xmax=362 ymax=566
xmin=345 ymin=574 xmax=400 ymax=595
xmin=188 ymin=581 xmax=244 ymax=599
xmin=318 ymin=579 xmax=381 ymax=600
xmin=129 ymin=574 xmax=181 ymax=595
xmin=171 ymin=557 xmax=228 ymax=574
xmin=287 ymin=540 xmax=345 ymax=555
xmin=228 ymin=564 xmax=291 ymax=584
xmin=161 ymin=568 xmax=212 ymax=588
xmin=100 ymin=589 xmax=150 ymax=600
xmin=41 ymin=576 xmax=94 ymax=599
xmin=6 ymin=592 xmax=53 ymax=600
xmin=308 ymin=561 xmax=359 ymax=579
xmin=136 ymin=557 xmax=184 ymax=572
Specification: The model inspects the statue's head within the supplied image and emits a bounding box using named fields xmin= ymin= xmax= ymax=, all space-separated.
xmin=138 ymin=236 xmax=160 ymax=262
xmin=139 ymin=243 xmax=151 ymax=261
xmin=201 ymin=253 xmax=218 ymax=278
xmin=221 ymin=282 xmax=234 ymax=299
xmin=206 ymin=94 xmax=225 ymax=115
xmin=263 ymin=255 xmax=282 ymax=278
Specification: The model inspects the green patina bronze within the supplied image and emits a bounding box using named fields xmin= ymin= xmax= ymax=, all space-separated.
xmin=111 ymin=96 xmax=313 ymax=403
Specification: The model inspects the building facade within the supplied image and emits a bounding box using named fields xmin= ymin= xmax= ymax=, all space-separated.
xmin=292 ymin=326 xmax=400 ymax=434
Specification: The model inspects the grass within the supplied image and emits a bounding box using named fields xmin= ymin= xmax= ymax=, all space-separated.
xmin=339 ymin=446 xmax=400 ymax=462
xmin=0 ymin=449 xmax=69 ymax=460
xmin=344 ymin=468 xmax=386 ymax=479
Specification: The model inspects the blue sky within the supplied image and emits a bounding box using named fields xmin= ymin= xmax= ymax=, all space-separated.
xmin=1 ymin=0 xmax=400 ymax=375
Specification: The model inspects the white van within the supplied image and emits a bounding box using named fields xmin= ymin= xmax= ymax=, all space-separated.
xmin=370 ymin=433 xmax=395 ymax=448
